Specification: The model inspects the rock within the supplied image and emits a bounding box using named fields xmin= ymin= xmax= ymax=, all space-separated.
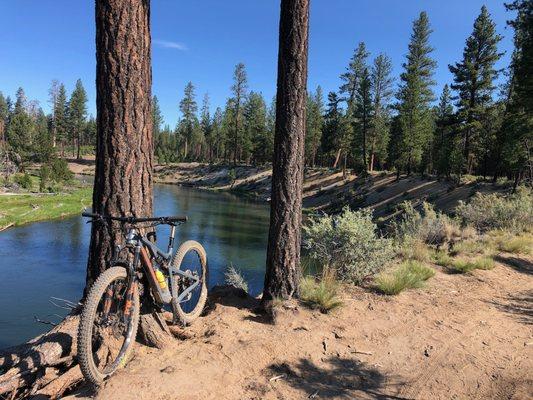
xmin=160 ymin=366 xmax=176 ymax=374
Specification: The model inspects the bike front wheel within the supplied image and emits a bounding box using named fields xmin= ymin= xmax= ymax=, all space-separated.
xmin=171 ymin=240 xmax=208 ymax=326
xmin=77 ymin=266 xmax=140 ymax=385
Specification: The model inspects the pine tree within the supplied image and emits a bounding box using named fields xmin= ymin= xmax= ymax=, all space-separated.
xmin=354 ymin=67 xmax=372 ymax=170
xmin=178 ymin=81 xmax=199 ymax=160
xmin=152 ymin=95 xmax=163 ymax=136
xmin=396 ymin=11 xmax=437 ymax=174
xmin=434 ymin=84 xmax=460 ymax=177
xmin=321 ymin=92 xmax=352 ymax=171
xmin=0 ymin=92 xmax=8 ymax=147
xmin=55 ymin=84 xmax=68 ymax=155
xmin=449 ymin=5 xmax=503 ymax=174
xmin=200 ymin=93 xmax=213 ymax=162
xmin=340 ymin=42 xmax=370 ymax=109
xmin=68 ymin=79 xmax=88 ymax=159
xmin=305 ymin=86 xmax=324 ymax=167
xmin=368 ymin=54 xmax=394 ymax=171
xmin=211 ymin=107 xmax=224 ymax=160
xmin=6 ymin=87 xmax=34 ymax=160
xmin=230 ymin=63 xmax=248 ymax=165
xmin=244 ymin=91 xmax=268 ymax=164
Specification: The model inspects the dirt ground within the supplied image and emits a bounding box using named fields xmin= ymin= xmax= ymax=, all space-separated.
xmin=76 ymin=254 xmax=533 ymax=400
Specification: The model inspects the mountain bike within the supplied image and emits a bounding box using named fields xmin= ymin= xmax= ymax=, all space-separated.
xmin=77 ymin=212 xmax=208 ymax=385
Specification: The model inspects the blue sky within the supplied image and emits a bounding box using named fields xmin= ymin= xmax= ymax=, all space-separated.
xmin=0 ymin=1 xmax=515 ymax=127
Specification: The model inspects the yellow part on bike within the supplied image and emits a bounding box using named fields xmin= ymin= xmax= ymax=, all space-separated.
xmin=155 ymin=269 xmax=168 ymax=289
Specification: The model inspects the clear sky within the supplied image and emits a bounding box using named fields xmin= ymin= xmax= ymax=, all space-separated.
xmin=0 ymin=1 xmax=515 ymax=127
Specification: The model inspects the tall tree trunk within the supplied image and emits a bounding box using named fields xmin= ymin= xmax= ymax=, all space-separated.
xmin=89 ymin=0 xmax=170 ymax=348
xmin=263 ymin=0 xmax=309 ymax=301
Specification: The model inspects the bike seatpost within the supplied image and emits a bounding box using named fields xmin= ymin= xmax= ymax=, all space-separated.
xmin=168 ymin=225 xmax=176 ymax=253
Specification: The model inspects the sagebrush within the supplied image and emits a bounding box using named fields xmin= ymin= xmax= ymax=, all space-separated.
xmin=224 ymin=264 xmax=248 ymax=292
xmin=303 ymin=207 xmax=394 ymax=284
xmin=456 ymin=187 xmax=533 ymax=233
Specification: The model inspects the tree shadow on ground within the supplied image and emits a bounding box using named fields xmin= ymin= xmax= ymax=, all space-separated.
xmin=267 ymin=356 xmax=407 ymax=399
xmin=205 ymin=285 xmax=272 ymax=325
xmin=487 ymin=289 xmax=532 ymax=325
xmin=493 ymin=255 xmax=532 ymax=276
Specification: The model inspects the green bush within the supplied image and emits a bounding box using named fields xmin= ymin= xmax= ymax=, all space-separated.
xmin=303 ymin=207 xmax=394 ymax=284
xmin=224 ymin=264 xmax=248 ymax=292
xmin=14 ymin=173 xmax=33 ymax=189
xmin=456 ymin=187 xmax=533 ymax=233
xmin=299 ymin=274 xmax=342 ymax=313
xmin=496 ymin=235 xmax=532 ymax=255
xmin=433 ymin=250 xmax=454 ymax=267
xmin=374 ymin=260 xmax=435 ymax=295
xmin=50 ymin=158 xmax=73 ymax=183
xmin=392 ymin=201 xmax=456 ymax=246
xmin=39 ymin=165 xmax=51 ymax=192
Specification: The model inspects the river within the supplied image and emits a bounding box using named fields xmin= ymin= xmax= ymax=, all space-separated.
xmin=0 ymin=185 xmax=270 ymax=349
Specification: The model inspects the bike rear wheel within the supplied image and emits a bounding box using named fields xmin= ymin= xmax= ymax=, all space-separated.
xmin=171 ymin=240 xmax=208 ymax=326
xmin=77 ymin=266 xmax=140 ymax=385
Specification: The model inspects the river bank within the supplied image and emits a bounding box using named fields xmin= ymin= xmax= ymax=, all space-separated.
xmin=68 ymin=157 xmax=511 ymax=220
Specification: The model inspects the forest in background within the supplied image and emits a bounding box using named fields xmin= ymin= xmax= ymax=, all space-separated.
xmin=0 ymin=2 xmax=531 ymax=186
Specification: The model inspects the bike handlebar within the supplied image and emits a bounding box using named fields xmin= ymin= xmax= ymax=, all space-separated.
xmin=82 ymin=212 xmax=187 ymax=224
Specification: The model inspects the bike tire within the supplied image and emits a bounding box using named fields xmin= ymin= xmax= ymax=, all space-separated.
xmin=171 ymin=240 xmax=208 ymax=326
xmin=77 ymin=266 xmax=140 ymax=385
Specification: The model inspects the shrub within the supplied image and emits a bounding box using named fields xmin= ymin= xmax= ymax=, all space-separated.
xmin=224 ymin=264 xmax=248 ymax=292
xmin=303 ymin=207 xmax=394 ymax=284
xmin=14 ymin=173 xmax=33 ymax=189
xmin=448 ymin=256 xmax=495 ymax=274
xmin=374 ymin=260 xmax=435 ymax=295
xmin=39 ymin=165 xmax=51 ymax=192
xmin=50 ymin=158 xmax=73 ymax=183
xmin=299 ymin=273 xmax=342 ymax=313
xmin=433 ymin=250 xmax=454 ymax=267
xmin=496 ymin=235 xmax=532 ymax=255
xmin=451 ymin=239 xmax=491 ymax=256
xmin=456 ymin=187 xmax=533 ymax=233
xmin=398 ymin=239 xmax=432 ymax=262
xmin=392 ymin=201 xmax=456 ymax=246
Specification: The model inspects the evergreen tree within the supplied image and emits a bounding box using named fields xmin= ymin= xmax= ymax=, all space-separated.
xmin=340 ymin=42 xmax=370 ymax=109
xmin=305 ymin=86 xmax=324 ymax=167
xmin=84 ymin=116 xmax=97 ymax=148
xmin=244 ymin=91 xmax=268 ymax=164
xmin=434 ymin=84 xmax=460 ymax=176
xmin=152 ymin=95 xmax=163 ymax=136
xmin=354 ymin=67 xmax=372 ymax=170
xmin=6 ymin=87 xmax=34 ymax=159
xmin=0 ymin=92 xmax=8 ymax=147
xmin=55 ymin=84 xmax=68 ymax=155
xmin=321 ymin=92 xmax=352 ymax=172
xmin=200 ymin=93 xmax=213 ymax=162
xmin=449 ymin=5 xmax=503 ymax=174
xmin=178 ymin=81 xmax=199 ymax=160
xmin=211 ymin=107 xmax=224 ymax=161
xmin=368 ymin=54 xmax=394 ymax=171
xmin=221 ymin=98 xmax=236 ymax=162
xmin=395 ymin=11 xmax=437 ymax=174
xmin=230 ymin=63 xmax=248 ymax=165
xmin=68 ymin=79 xmax=88 ymax=159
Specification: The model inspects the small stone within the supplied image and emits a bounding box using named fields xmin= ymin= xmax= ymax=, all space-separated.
xmin=322 ymin=339 xmax=328 ymax=352
xmin=160 ymin=366 xmax=176 ymax=374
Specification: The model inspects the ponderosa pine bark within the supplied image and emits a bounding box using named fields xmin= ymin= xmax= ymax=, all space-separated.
xmin=263 ymin=0 xmax=309 ymax=301
xmin=87 ymin=0 xmax=153 ymax=287
xmin=88 ymin=0 xmax=171 ymax=348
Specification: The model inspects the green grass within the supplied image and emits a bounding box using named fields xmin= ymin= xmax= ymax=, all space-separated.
xmin=496 ymin=235 xmax=532 ymax=255
xmin=300 ymin=274 xmax=343 ymax=313
xmin=448 ymin=256 xmax=495 ymax=274
xmin=433 ymin=250 xmax=454 ymax=267
xmin=374 ymin=260 xmax=435 ymax=295
xmin=0 ymin=187 xmax=92 ymax=230
xmin=451 ymin=239 xmax=491 ymax=256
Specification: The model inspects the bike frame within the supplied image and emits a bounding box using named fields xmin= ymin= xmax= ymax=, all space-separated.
xmin=112 ymin=225 xmax=201 ymax=307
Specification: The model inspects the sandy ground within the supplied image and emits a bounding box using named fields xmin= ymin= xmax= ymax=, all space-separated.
xmin=75 ymin=254 xmax=533 ymax=400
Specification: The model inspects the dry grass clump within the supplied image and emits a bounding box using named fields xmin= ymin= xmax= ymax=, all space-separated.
xmin=495 ymin=235 xmax=532 ymax=255
xmin=374 ymin=260 xmax=435 ymax=295
xmin=448 ymin=256 xmax=495 ymax=274
xmin=224 ymin=264 xmax=249 ymax=292
xmin=299 ymin=271 xmax=343 ymax=313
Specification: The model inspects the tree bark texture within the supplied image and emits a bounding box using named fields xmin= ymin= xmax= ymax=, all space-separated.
xmin=263 ymin=0 xmax=309 ymax=300
xmin=87 ymin=0 xmax=153 ymax=289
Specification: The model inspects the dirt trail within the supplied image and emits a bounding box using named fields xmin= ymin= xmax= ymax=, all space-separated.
xmin=87 ymin=256 xmax=532 ymax=400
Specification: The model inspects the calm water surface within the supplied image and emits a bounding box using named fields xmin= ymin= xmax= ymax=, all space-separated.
xmin=0 ymin=185 xmax=269 ymax=349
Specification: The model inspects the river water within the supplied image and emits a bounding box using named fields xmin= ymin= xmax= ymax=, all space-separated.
xmin=0 ymin=185 xmax=270 ymax=349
